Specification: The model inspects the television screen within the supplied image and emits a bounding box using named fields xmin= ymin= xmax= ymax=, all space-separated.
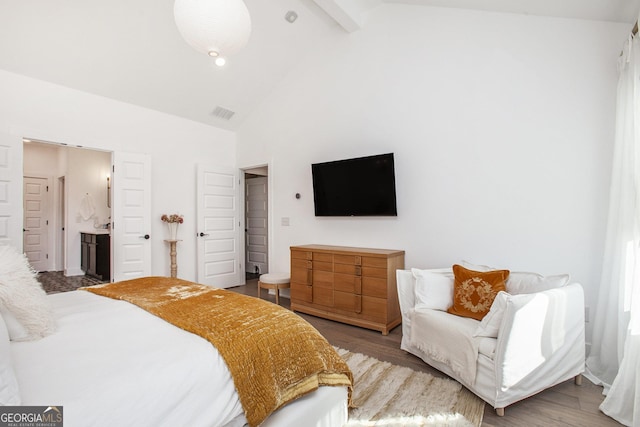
xmin=312 ymin=153 xmax=398 ymax=216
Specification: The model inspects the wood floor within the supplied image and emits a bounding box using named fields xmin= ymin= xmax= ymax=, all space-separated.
xmin=234 ymin=278 xmax=622 ymax=427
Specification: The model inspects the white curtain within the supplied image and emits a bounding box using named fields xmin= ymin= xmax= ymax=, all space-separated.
xmin=585 ymin=33 xmax=640 ymax=426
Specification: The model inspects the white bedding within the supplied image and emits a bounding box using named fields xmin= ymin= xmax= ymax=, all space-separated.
xmin=10 ymin=290 xmax=348 ymax=427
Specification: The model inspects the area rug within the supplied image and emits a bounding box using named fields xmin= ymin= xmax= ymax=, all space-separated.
xmin=335 ymin=347 xmax=485 ymax=427
xmin=37 ymin=271 xmax=107 ymax=294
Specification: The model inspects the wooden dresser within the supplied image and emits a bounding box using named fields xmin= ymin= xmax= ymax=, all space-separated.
xmin=290 ymin=245 xmax=404 ymax=335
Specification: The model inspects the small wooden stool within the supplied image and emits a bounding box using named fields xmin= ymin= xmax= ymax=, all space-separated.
xmin=258 ymin=273 xmax=290 ymax=305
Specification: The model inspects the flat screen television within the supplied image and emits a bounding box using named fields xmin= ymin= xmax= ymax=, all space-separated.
xmin=312 ymin=153 xmax=397 ymax=217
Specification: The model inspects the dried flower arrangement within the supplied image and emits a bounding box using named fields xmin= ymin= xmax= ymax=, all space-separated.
xmin=161 ymin=214 xmax=184 ymax=224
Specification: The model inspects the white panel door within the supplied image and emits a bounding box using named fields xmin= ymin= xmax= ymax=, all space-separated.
xmin=23 ymin=176 xmax=49 ymax=271
xmin=245 ymin=177 xmax=268 ymax=274
xmin=197 ymin=164 xmax=241 ymax=288
xmin=112 ymin=152 xmax=151 ymax=281
xmin=0 ymin=132 xmax=22 ymax=250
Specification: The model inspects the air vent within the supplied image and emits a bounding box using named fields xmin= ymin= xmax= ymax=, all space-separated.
xmin=212 ymin=106 xmax=235 ymax=120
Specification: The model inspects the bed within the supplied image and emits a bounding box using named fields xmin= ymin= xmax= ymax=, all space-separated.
xmin=2 ymin=273 xmax=352 ymax=427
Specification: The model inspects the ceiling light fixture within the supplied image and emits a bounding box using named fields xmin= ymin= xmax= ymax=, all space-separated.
xmin=285 ymin=11 xmax=298 ymax=24
xmin=174 ymin=0 xmax=251 ymax=64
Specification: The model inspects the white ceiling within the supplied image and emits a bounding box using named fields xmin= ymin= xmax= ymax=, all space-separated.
xmin=0 ymin=0 xmax=638 ymax=131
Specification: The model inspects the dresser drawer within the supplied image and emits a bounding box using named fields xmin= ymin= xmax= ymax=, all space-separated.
xmin=333 ymin=254 xmax=362 ymax=266
xmin=362 ymin=266 xmax=387 ymax=279
xmin=291 ymin=267 xmax=311 ymax=285
xmin=334 ymin=291 xmax=362 ymax=313
xmin=291 ymin=283 xmax=312 ymax=303
xmin=333 ymin=292 xmax=385 ymax=323
xmin=291 ymin=258 xmax=312 ymax=270
xmin=362 ymin=277 xmax=387 ymax=298
xmin=313 ymin=261 xmax=333 ymax=272
xmin=362 ymin=257 xmax=388 ymax=268
xmin=313 ymin=287 xmax=333 ymax=307
xmin=312 ymin=252 xmax=333 ymax=263
xmin=361 ymin=296 xmax=387 ymax=323
xmin=334 ymin=274 xmax=362 ymax=294
xmin=312 ymin=270 xmax=333 ymax=288
xmin=334 ymin=263 xmax=361 ymax=276
xmin=291 ymin=250 xmax=312 ymax=260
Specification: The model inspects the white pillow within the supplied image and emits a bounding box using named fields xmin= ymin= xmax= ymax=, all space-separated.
xmin=506 ymin=272 xmax=570 ymax=295
xmin=0 ymin=246 xmax=56 ymax=341
xmin=460 ymin=260 xmax=495 ymax=272
xmin=0 ymin=312 xmax=21 ymax=405
xmin=473 ymin=291 xmax=509 ymax=338
xmin=461 ymin=261 xmax=570 ymax=295
xmin=0 ymin=305 xmax=29 ymax=341
xmin=412 ymin=268 xmax=454 ymax=311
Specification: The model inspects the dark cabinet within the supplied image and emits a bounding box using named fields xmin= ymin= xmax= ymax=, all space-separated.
xmin=81 ymin=233 xmax=110 ymax=281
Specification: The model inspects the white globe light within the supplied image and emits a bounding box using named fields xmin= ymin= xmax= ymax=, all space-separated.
xmin=174 ymin=0 xmax=251 ymax=57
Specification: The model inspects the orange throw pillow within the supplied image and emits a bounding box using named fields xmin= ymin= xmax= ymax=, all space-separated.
xmin=447 ymin=264 xmax=509 ymax=320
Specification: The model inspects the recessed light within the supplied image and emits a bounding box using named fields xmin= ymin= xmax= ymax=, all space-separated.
xmin=285 ymin=11 xmax=298 ymax=23
xmin=208 ymin=50 xmax=219 ymax=57
xmin=215 ymin=57 xmax=226 ymax=67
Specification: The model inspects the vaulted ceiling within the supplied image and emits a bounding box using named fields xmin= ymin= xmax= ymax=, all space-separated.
xmin=0 ymin=0 xmax=637 ymax=131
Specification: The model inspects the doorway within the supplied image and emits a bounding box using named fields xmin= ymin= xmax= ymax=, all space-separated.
xmin=244 ymin=166 xmax=269 ymax=281
xmin=23 ymin=140 xmax=112 ymax=276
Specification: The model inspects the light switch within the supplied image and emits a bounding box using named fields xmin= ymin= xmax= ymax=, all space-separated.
xmin=281 ymin=217 xmax=290 ymax=226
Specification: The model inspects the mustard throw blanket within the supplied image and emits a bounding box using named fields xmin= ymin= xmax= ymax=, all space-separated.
xmin=83 ymin=277 xmax=352 ymax=427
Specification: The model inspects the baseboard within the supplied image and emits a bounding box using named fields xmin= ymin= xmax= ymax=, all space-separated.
xmin=64 ymin=268 xmax=85 ymax=277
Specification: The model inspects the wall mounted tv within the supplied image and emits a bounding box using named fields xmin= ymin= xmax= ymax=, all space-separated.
xmin=312 ymin=153 xmax=398 ymax=217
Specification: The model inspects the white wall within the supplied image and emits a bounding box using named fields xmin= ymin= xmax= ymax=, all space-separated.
xmin=0 ymin=68 xmax=236 ymax=281
xmin=238 ymin=5 xmax=630 ymax=342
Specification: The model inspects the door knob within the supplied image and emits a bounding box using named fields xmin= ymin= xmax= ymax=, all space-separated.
xmin=199 ymin=232 xmax=209 ymax=237
xmin=23 ymin=229 xmax=30 ymax=232
xmin=140 ymin=234 xmax=150 ymax=240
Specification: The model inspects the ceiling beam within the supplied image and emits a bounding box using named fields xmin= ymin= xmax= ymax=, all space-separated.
xmin=311 ymin=0 xmax=365 ymax=33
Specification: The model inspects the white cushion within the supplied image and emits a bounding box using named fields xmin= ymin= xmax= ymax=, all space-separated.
xmin=473 ymin=291 xmax=509 ymax=338
xmin=477 ymin=337 xmax=497 ymax=359
xmin=0 ymin=305 xmax=29 ymax=341
xmin=0 ymin=246 xmax=56 ymax=341
xmin=460 ymin=260 xmax=495 ymax=272
xmin=411 ymin=268 xmax=453 ymax=311
xmin=0 ymin=312 xmax=21 ymax=405
xmin=506 ymin=272 xmax=570 ymax=295
xmin=417 ymin=267 xmax=454 ymax=276
xmin=259 ymin=273 xmax=290 ymax=285
xmin=461 ymin=261 xmax=570 ymax=295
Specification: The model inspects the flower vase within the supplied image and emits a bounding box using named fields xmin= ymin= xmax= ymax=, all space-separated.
xmin=167 ymin=222 xmax=179 ymax=240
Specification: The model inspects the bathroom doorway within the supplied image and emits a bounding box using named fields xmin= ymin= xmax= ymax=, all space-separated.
xmin=23 ymin=139 xmax=112 ymax=276
xmin=243 ymin=165 xmax=269 ymax=281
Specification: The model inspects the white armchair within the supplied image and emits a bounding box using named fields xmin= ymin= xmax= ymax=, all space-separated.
xmin=397 ymin=268 xmax=585 ymax=415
